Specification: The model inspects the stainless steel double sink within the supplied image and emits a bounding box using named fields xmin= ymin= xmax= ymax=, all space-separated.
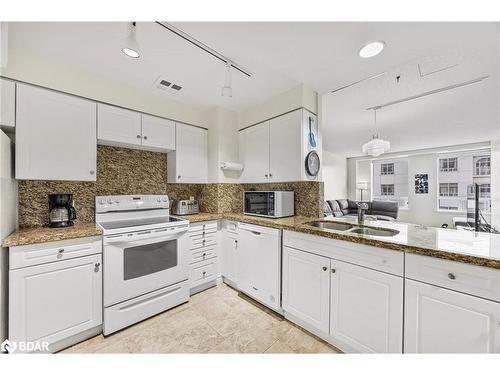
xmin=305 ymin=220 xmax=399 ymax=237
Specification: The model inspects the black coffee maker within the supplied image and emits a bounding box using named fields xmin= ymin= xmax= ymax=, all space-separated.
xmin=49 ymin=194 xmax=77 ymax=228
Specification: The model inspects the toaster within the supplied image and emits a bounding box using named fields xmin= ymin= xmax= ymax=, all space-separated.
xmin=171 ymin=200 xmax=199 ymax=215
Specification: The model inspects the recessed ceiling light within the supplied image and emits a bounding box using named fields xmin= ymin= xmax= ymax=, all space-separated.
xmin=359 ymin=41 xmax=386 ymax=58
xmin=122 ymin=47 xmax=140 ymax=58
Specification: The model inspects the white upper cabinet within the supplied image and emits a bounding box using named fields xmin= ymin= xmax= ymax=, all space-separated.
xmin=16 ymin=84 xmax=97 ymax=181
xmin=282 ymin=246 xmax=331 ymax=334
xmin=238 ymin=121 xmax=270 ymax=183
xmin=404 ymin=279 xmax=500 ymax=353
xmin=0 ymin=78 xmax=16 ymax=128
xmin=97 ymin=103 xmax=142 ymax=147
xmin=141 ymin=114 xmax=175 ymax=151
xmin=167 ymin=123 xmax=207 ymax=183
xmin=238 ymin=109 xmax=319 ymax=183
xmin=269 ymin=110 xmax=302 ymax=182
xmin=330 ymin=259 xmax=403 ymax=353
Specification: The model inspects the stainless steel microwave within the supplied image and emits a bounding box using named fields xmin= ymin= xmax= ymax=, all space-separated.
xmin=243 ymin=191 xmax=294 ymax=218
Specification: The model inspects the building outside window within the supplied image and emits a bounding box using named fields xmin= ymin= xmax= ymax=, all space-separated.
xmin=372 ymin=159 xmax=408 ymax=208
xmin=381 ymin=163 xmax=394 ymax=175
xmin=474 ymin=156 xmax=491 ymax=176
xmin=439 ymin=183 xmax=458 ymax=197
xmin=437 ymin=150 xmax=491 ymax=213
xmin=381 ymin=184 xmax=394 ymax=196
xmin=479 ymin=183 xmax=491 ymax=198
xmin=439 ymin=157 xmax=458 ymax=172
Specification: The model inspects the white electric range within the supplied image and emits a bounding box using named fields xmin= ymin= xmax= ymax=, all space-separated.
xmin=96 ymin=194 xmax=190 ymax=335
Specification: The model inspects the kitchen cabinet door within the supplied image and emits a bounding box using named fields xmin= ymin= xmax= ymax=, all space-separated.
xmin=330 ymin=260 xmax=403 ymax=353
xmin=269 ymin=110 xmax=301 ymax=182
xmin=97 ymin=103 xmax=142 ymax=147
xmin=9 ymin=254 xmax=102 ymax=353
xmin=16 ymin=84 xmax=97 ymax=181
xmin=404 ymin=279 xmax=500 ymax=353
xmin=238 ymin=122 xmax=270 ymax=183
xmin=168 ymin=123 xmax=207 ymax=183
xmin=0 ymin=78 xmax=16 ymax=128
xmin=141 ymin=114 xmax=175 ymax=151
xmin=221 ymin=230 xmax=238 ymax=285
xmin=237 ymin=223 xmax=281 ymax=311
xmin=282 ymin=246 xmax=330 ymax=334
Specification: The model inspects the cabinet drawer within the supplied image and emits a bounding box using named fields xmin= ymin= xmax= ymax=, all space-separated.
xmin=190 ymin=258 xmax=218 ymax=287
xmin=190 ymin=246 xmax=217 ymax=264
xmin=9 ymin=237 xmax=102 ymax=270
xmin=190 ymin=230 xmax=217 ymax=241
xmin=405 ymin=253 xmax=500 ymax=302
xmin=190 ymin=235 xmax=216 ymax=249
xmin=283 ymin=230 xmax=403 ymax=276
xmin=188 ymin=221 xmax=217 ymax=235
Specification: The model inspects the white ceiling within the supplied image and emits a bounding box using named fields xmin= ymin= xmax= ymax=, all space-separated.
xmin=5 ymin=22 xmax=500 ymax=155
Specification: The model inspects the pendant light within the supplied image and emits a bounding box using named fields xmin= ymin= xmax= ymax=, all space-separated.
xmin=221 ymin=61 xmax=233 ymax=98
xmin=362 ymin=109 xmax=390 ymax=157
xmin=122 ymin=22 xmax=140 ymax=58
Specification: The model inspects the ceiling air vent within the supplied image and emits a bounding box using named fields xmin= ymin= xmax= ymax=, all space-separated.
xmin=154 ymin=76 xmax=183 ymax=93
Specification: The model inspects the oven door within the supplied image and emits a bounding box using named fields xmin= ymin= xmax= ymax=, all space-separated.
xmin=244 ymin=192 xmax=275 ymax=216
xmin=103 ymin=225 xmax=189 ymax=307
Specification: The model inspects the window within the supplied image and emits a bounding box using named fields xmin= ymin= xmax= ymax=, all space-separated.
xmin=437 ymin=149 xmax=491 ymax=213
xmin=439 ymin=183 xmax=458 ymax=197
xmin=474 ymin=156 xmax=491 ymax=176
xmin=439 ymin=157 xmax=457 ymax=172
xmin=479 ymin=184 xmax=491 ymax=198
xmin=381 ymin=184 xmax=394 ymax=196
xmin=381 ymin=163 xmax=394 ymax=175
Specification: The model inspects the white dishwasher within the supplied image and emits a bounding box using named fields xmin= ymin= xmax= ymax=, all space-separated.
xmin=237 ymin=222 xmax=281 ymax=312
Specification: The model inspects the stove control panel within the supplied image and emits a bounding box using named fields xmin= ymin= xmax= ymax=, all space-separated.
xmin=95 ymin=195 xmax=169 ymax=213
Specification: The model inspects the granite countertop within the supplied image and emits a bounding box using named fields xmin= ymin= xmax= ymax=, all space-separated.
xmin=180 ymin=213 xmax=500 ymax=270
xmin=4 ymin=212 xmax=500 ymax=270
xmin=2 ymin=223 xmax=103 ymax=247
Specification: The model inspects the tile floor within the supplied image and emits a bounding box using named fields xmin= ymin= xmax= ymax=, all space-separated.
xmin=62 ymin=283 xmax=341 ymax=354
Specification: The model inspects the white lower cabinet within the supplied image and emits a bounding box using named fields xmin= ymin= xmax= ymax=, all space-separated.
xmin=9 ymin=251 xmax=102 ymax=353
xmin=237 ymin=223 xmax=281 ymax=311
xmin=282 ymin=246 xmax=330 ymax=334
xmin=188 ymin=221 xmax=219 ymax=293
xmin=330 ymin=260 xmax=403 ymax=353
xmin=221 ymin=221 xmax=238 ymax=286
xmin=404 ymin=279 xmax=500 ymax=353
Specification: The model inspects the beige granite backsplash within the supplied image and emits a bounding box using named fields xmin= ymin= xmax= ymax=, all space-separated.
xmin=18 ymin=145 xmax=323 ymax=227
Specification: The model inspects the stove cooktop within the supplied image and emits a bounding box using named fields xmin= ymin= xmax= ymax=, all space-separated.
xmin=99 ymin=216 xmax=185 ymax=231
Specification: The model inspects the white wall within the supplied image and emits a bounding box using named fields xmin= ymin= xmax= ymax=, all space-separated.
xmin=206 ymin=106 xmax=240 ymax=183
xmin=238 ymin=84 xmax=318 ymax=129
xmin=322 ymin=150 xmax=347 ymax=200
xmin=1 ymin=48 xmax=207 ymax=127
xmin=0 ymin=130 xmax=17 ymax=342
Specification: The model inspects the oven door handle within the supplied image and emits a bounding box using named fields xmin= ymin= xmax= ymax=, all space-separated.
xmin=104 ymin=226 xmax=188 ymax=245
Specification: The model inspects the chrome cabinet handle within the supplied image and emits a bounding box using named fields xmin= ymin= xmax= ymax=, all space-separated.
xmin=322 ymin=266 xmax=327 ymax=271
xmin=58 ymin=248 xmax=65 ymax=254
xmin=265 ymin=174 xmax=268 ymax=178
xmin=137 ymin=134 xmax=141 ymax=138
xmin=269 ymin=173 xmax=273 ymax=178
xmin=94 ymin=263 xmax=101 ymax=272
xmin=250 ymin=231 xmax=261 ymax=235
xmin=448 ymin=273 xmax=456 ymax=280
xmin=89 ymin=170 xmax=95 ymax=175
xmin=178 ymin=175 xmax=181 ymax=179
xmin=331 ymin=269 xmax=336 ymax=273
xmin=143 ymin=136 xmax=148 ymax=140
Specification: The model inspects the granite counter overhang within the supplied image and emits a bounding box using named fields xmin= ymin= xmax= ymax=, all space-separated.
xmin=179 ymin=213 xmax=500 ymax=270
